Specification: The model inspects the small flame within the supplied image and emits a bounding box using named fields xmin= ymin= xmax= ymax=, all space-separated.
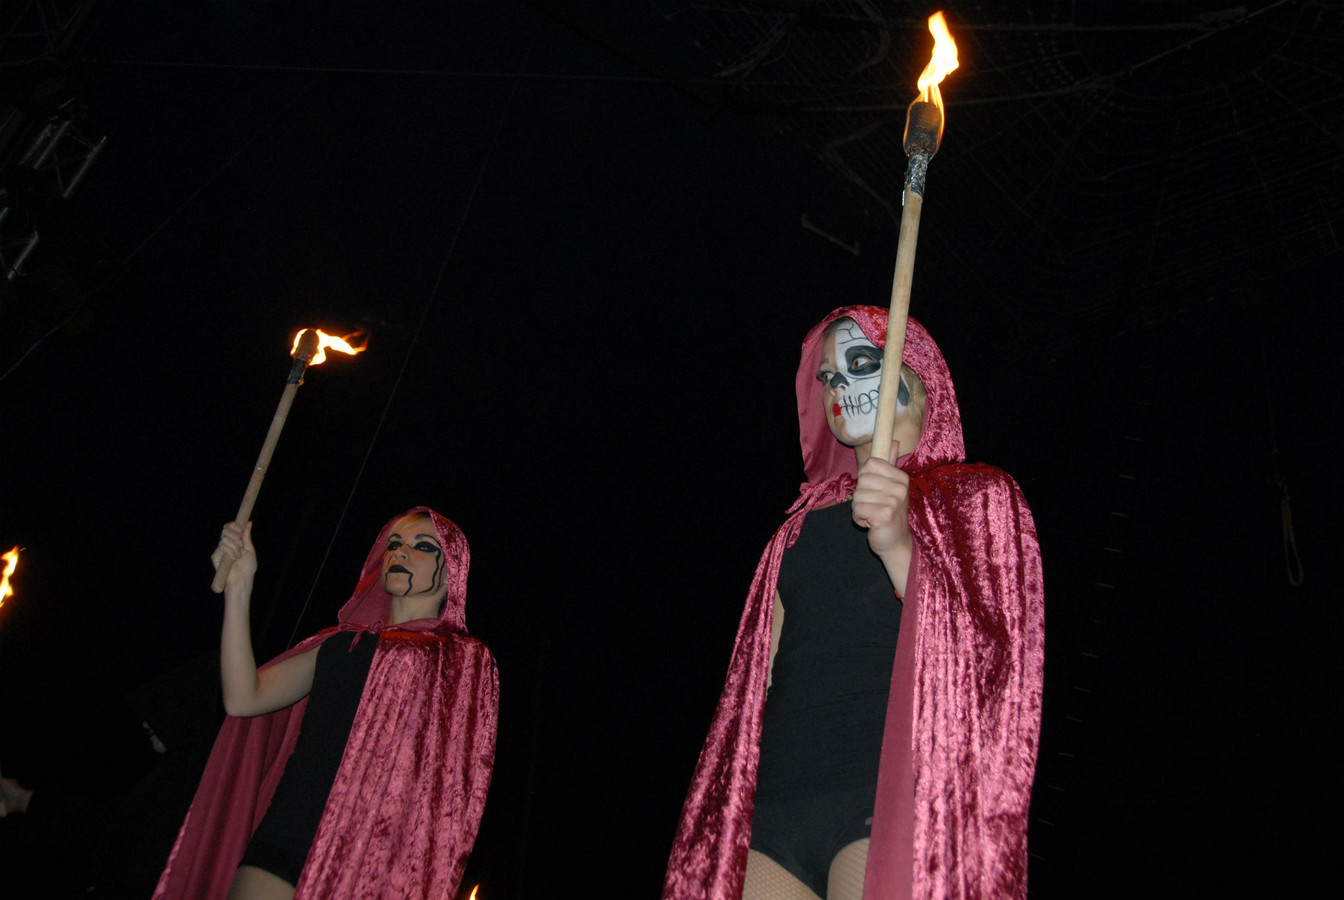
xmin=292 ymin=328 xmax=368 ymax=366
xmin=467 ymin=887 xmax=478 ymax=900
xmin=1 ymin=546 xmax=20 ymax=609
xmin=916 ymin=12 xmax=960 ymax=109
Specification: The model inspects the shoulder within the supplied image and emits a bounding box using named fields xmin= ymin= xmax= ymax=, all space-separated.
xmin=379 ymin=630 xmax=498 ymax=681
xmin=382 ymin=628 xmax=489 ymax=650
xmin=421 ymin=630 xmax=498 ymax=668
xmin=913 ymin=463 xmax=1040 ymax=547
xmin=916 ymin=462 xmax=1028 ymax=505
xmin=450 ymin=632 xmax=494 ymax=657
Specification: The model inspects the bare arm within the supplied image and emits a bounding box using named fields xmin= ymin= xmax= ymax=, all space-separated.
xmin=767 ymin=590 xmax=784 ymax=690
xmin=213 ymin=521 xmax=317 ymax=717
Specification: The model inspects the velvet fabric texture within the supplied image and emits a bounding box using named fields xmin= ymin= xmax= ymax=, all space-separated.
xmin=153 ymin=507 xmax=499 ymax=900
xmin=662 ymin=307 xmax=1044 ymax=900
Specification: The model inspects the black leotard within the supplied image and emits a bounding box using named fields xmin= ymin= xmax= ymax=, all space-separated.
xmin=750 ymin=500 xmax=901 ymax=894
xmin=240 ymin=630 xmax=378 ymax=884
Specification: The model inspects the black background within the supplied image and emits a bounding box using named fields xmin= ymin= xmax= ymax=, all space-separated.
xmin=2 ymin=3 xmax=1340 ymax=898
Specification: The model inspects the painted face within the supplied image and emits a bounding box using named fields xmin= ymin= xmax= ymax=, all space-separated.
xmin=380 ymin=515 xmax=446 ymax=600
xmin=817 ymin=319 xmax=909 ymax=442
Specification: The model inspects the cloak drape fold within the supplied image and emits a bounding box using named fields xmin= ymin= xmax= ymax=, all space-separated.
xmin=154 ymin=507 xmax=498 ymax=900
xmin=662 ymin=308 xmax=1043 ymax=900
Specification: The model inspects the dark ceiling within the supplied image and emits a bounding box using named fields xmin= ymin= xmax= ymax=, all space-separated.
xmin=645 ymin=0 xmax=1344 ymax=343
xmin=2 ymin=2 xmax=1340 ymax=898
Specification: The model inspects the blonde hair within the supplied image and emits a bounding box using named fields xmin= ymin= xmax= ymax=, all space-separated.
xmin=903 ymin=363 xmax=927 ymax=419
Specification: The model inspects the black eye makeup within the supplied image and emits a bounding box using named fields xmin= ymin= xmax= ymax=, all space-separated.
xmin=386 ymin=537 xmax=439 ymax=554
xmin=845 ymin=347 xmax=881 ymax=376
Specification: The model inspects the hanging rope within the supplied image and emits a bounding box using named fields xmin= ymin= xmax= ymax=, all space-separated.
xmin=1274 ymin=470 xmax=1305 ymax=587
xmin=1257 ymin=295 xmax=1306 ymax=589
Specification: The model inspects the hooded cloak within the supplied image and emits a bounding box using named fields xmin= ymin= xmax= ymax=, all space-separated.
xmin=154 ymin=507 xmax=498 ymax=900
xmin=662 ymin=307 xmax=1043 ymax=900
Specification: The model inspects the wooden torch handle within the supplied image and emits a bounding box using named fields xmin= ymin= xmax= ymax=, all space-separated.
xmin=870 ymin=187 xmax=924 ymax=463
xmin=211 ymin=381 xmax=301 ymax=593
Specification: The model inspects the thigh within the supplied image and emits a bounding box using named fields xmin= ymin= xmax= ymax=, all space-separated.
xmin=229 ymin=864 xmax=296 ymax=900
xmin=827 ymin=838 xmax=870 ymax=900
xmin=743 ymin=849 xmax=822 ymax=900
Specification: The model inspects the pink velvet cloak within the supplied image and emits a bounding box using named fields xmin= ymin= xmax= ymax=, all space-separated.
xmin=662 ymin=307 xmax=1044 ymax=900
xmin=154 ymin=507 xmax=499 ymax=900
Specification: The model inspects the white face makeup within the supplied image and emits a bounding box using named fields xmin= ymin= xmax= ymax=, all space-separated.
xmin=817 ymin=319 xmax=909 ymax=442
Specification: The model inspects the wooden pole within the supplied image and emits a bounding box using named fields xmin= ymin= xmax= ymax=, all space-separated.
xmin=211 ymin=330 xmax=320 ymax=593
xmin=869 ymin=187 xmax=923 ymax=464
xmin=870 ymin=97 xmax=942 ymax=463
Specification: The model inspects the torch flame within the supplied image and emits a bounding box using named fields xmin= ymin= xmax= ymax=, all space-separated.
xmin=1 ymin=546 xmax=20 ymax=609
xmin=467 ymin=887 xmax=478 ymax=900
xmin=916 ymin=12 xmax=960 ymax=110
xmin=292 ymin=328 xmax=368 ymax=366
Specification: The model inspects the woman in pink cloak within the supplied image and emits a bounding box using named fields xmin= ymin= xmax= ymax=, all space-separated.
xmin=154 ymin=507 xmax=498 ymax=900
xmin=663 ymin=306 xmax=1044 ymax=900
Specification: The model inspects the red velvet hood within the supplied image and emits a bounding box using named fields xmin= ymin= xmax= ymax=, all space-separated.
xmin=335 ymin=505 xmax=473 ymax=636
xmin=794 ymin=305 xmax=965 ymax=481
xmin=663 ymin=307 xmax=1043 ymax=900
xmin=154 ymin=508 xmax=498 ymax=900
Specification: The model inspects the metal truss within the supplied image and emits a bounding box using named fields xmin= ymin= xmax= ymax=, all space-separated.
xmin=1 ymin=0 xmax=105 ymax=282
xmin=1 ymin=0 xmax=99 ymax=64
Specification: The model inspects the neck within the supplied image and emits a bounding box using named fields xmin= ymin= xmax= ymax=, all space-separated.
xmin=388 ymin=594 xmax=442 ymax=626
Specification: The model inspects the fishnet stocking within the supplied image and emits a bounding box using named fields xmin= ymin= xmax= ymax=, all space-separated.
xmin=742 ymin=838 xmax=871 ymax=900
xmin=743 ymin=849 xmax=821 ymax=900
xmin=826 ymin=839 xmax=869 ymax=900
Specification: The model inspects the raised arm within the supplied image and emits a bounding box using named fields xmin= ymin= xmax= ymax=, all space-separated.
xmin=212 ymin=521 xmax=317 ymax=717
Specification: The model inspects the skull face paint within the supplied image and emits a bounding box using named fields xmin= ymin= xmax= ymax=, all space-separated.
xmin=817 ymin=319 xmax=909 ymax=442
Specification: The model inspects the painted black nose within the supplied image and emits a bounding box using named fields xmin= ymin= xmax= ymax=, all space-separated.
xmin=828 ymin=372 xmax=850 ymax=389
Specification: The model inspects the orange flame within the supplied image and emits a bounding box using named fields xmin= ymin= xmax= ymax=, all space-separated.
xmin=1 ymin=546 xmax=20 ymax=609
xmin=916 ymin=12 xmax=960 ymax=110
xmin=467 ymin=887 xmax=478 ymax=900
xmin=292 ymin=328 xmax=368 ymax=366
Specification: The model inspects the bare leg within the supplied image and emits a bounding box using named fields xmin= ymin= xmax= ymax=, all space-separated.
xmin=742 ymin=849 xmax=822 ymax=900
xmin=228 ymin=865 xmax=295 ymax=900
xmin=826 ymin=838 xmax=869 ymax=900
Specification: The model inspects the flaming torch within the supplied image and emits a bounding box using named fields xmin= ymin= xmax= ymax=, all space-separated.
xmin=870 ymin=11 xmax=959 ymax=462
xmin=1 ymin=546 xmax=19 ymax=610
xmin=211 ymin=328 xmax=367 ymax=592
